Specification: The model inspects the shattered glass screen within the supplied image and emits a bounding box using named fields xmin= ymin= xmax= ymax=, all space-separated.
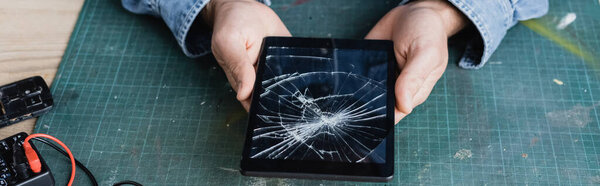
xmin=249 ymin=46 xmax=390 ymax=163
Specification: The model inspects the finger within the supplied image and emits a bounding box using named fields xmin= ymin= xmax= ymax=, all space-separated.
xmin=241 ymin=99 xmax=251 ymax=111
xmin=365 ymin=7 xmax=400 ymax=40
xmin=212 ymin=34 xmax=257 ymax=102
xmin=237 ymin=25 xmax=291 ymax=100
xmin=232 ymin=61 xmax=256 ymax=102
xmin=246 ymin=41 xmax=262 ymax=70
xmin=394 ymin=109 xmax=407 ymax=124
xmin=268 ymin=14 xmax=293 ymax=36
xmin=365 ymin=24 xmax=391 ymax=40
xmin=412 ymin=66 xmax=445 ymax=106
xmin=395 ymin=46 xmax=442 ymax=114
xmin=246 ymin=26 xmax=292 ymax=67
xmin=273 ymin=24 xmax=292 ymax=37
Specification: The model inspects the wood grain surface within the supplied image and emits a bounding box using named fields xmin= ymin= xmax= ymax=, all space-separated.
xmin=0 ymin=0 xmax=84 ymax=138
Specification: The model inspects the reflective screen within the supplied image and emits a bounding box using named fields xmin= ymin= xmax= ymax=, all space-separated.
xmin=249 ymin=46 xmax=389 ymax=163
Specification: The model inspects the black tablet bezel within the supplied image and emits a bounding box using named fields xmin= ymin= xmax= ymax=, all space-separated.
xmin=241 ymin=37 xmax=396 ymax=182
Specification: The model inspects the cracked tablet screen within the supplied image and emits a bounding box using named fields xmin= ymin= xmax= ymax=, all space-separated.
xmin=249 ymin=46 xmax=390 ymax=163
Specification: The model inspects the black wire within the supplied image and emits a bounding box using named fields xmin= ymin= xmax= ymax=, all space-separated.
xmin=30 ymin=137 xmax=99 ymax=186
xmin=112 ymin=180 xmax=143 ymax=186
xmin=30 ymin=137 xmax=143 ymax=186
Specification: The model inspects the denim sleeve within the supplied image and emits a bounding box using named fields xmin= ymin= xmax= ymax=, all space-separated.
xmin=121 ymin=0 xmax=271 ymax=57
xmin=446 ymin=0 xmax=549 ymax=69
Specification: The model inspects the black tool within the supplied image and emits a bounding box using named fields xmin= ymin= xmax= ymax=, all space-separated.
xmin=0 ymin=132 xmax=54 ymax=186
xmin=0 ymin=76 xmax=53 ymax=127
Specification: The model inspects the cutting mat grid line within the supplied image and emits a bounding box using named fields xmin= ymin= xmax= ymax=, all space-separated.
xmin=32 ymin=0 xmax=600 ymax=185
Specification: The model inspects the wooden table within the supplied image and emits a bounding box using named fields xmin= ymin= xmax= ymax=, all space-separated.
xmin=0 ymin=0 xmax=84 ymax=138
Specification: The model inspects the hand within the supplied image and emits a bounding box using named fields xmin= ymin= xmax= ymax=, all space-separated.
xmin=365 ymin=0 xmax=468 ymax=123
xmin=202 ymin=0 xmax=291 ymax=110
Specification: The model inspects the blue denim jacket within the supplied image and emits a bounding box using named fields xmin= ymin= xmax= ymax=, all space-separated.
xmin=121 ymin=0 xmax=548 ymax=69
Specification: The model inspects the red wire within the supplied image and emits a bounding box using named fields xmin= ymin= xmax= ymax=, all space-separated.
xmin=24 ymin=133 xmax=76 ymax=186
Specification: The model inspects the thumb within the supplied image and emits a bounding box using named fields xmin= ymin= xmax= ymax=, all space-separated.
xmin=221 ymin=46 xmax=255 ymax=102
xmin=232 ymin=61 xmax=256 ymax=102
xmin=395 ymin=46 xmax=440 ymax=115
xmin=212 ymin=34 xmax=257 ymax=103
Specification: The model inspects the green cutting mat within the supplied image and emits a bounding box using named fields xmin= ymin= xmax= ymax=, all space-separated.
xmin=34 ymin=0 xmax=600 ymax=185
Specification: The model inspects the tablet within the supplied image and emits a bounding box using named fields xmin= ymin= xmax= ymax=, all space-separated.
xmin=241 ymin=37 xmax=395 ymax=182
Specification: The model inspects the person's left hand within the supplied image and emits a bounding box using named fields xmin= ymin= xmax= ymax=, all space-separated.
xmin=365 ymin=0 xmax=468 ymax=123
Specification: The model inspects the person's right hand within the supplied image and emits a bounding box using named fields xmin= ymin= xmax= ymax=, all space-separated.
xmin=202 ymin=0 xmax=291 ymax=110
xmin=365 ymin=0 xmax=467 ymax=123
